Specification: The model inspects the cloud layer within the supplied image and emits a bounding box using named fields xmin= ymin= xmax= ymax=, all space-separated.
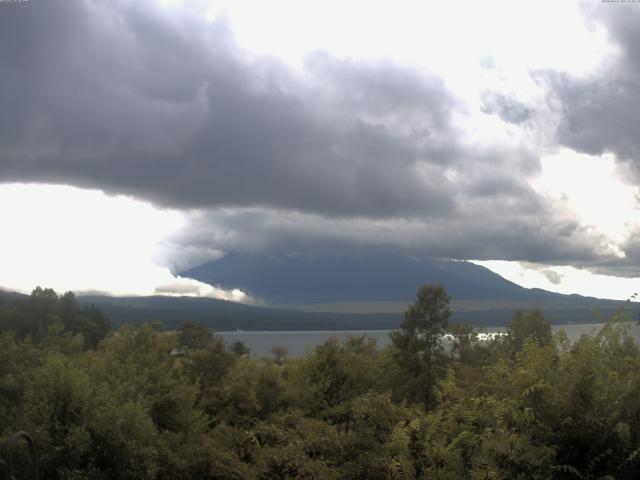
xmin=0 ymin=0 xmax=634 ymax=277
xmin=539 ymin=2 xmax=640 ymax=176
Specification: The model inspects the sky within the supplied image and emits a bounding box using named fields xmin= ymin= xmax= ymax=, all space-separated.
xmin=1 ymin=0 xmax=640 ymax=300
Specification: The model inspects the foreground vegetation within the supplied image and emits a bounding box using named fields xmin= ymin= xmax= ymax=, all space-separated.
xmin=1 ymin=286 xmax=640 ymax=479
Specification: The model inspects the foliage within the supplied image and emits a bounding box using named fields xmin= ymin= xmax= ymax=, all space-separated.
xmin=390 ymin=285 xmax=451 ymax=409
xmin=0 ymin=287 xmax=110 ymax=348
xmin=2 ymin=285 xmax=640 ymax=479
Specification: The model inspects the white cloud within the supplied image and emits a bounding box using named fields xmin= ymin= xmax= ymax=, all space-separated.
xmin=0 ymin=183 xmax=249 ymax=301
xmin=472 ymin=259 xmax=639 ymax=301
xmin=532 ymin=148 xmax=640 ymax=247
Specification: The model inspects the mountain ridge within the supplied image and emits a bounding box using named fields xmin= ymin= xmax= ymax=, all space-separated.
xmin=2 ymin=287 xmax=636 ymax=332
xmin=180 ymin=252 xmax=615 ymax=309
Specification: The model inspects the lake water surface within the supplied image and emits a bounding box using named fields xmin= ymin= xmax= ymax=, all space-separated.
xmin=218 ymin=322 xmax=640 ymax=357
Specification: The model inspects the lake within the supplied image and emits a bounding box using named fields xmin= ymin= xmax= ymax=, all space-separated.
xmin=218 ymin=322 xmax=640 ymax=358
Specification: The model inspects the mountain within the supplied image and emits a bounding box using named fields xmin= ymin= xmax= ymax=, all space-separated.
xmin=76 ymin=294 xmax=400 ymax=331
xmin=0 ymin=289 xmax=25 ymax=304
xmin=1 ymin=286 xmax=636 ymax=333
xmin=1 ymin=252 xmax=635 ymax=332
xmin=180 ymin=252 xmax=613 ymax=311
xmin=76 ymin=294 xmax=637 ymax=332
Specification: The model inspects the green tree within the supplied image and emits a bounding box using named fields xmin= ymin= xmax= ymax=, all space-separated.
xmin=177 ymin=321 xmax=214 ymax=351
xmin=271 ymin=346 xmax=289 ymax=366
xmin=0 ymin=288 xmax=110 ymax=347
xmin=449 ymin=322 xmax=477 ymax=364
xmin=291 ymin=335 xmax=383 ymax=432
xmin=506 ymin=309 xmax=552 ymax=354
xmin=390 ymin=285 xmax=451 ymax=410
xmin=229 ymin=340 xmax=250 ymax=357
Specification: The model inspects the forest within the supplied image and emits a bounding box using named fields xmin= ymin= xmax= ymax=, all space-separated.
xmin=1 ymin=286 xmax=640 ymax=479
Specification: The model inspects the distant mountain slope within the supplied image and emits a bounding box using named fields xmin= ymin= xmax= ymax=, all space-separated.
xmin=77 ymin=294 xmax=638 ymax=331
xmin=1 ymin=288 xmax=636 ymax=332
xmin=77 ymin=294 xmax=637 ymax=331
xmin=78 ymin=295 xmax=400 ymax=331
xmin=180 ymin=253 xmax=604 ymax=307
xmin=0 ymin=289 xmax=26 ymax=306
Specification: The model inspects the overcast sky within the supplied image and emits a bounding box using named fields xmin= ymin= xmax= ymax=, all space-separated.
xmin=1 ymin=0 xmax=640 ymax=300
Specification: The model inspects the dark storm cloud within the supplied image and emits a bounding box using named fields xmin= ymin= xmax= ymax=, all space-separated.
xmin=538 ymin=69 xmax=640 ymax=168
xmin=163 ymin=206 xmax=614 ymax=273
xmin=468 ymin=2 xmax=640 ymax=278
xmin=581 ymin=229 xmax=640 ymax=278
xmin=480 ymin=91 xmax=532 ymax=125
xmin=305 ymin=52 xmax=456 ymax=132
xmin=0 ymin=0 xmax=620 ymax=268
xmin=532 ymin=2 xmax=640 ymax=178
xmin=0 ymin=0 xmax=465 ymax=218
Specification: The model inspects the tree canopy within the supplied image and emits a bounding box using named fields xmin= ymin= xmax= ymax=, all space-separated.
xmin=390 ymin=284 xmax=451 ymax=409
xmin=1 ymin=285 xmax=640 ymax=479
